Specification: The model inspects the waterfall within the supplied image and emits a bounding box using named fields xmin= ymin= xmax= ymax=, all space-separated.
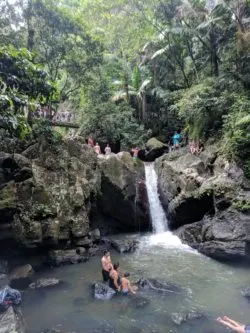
xmin=144 ymin=163 xmax=168 ymax=233
xmin=144 ymin=162 xmax=187 ymax=248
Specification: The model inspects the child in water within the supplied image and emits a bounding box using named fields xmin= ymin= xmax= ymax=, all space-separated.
xmin=120 ymin=272 xmax=136 ymax=295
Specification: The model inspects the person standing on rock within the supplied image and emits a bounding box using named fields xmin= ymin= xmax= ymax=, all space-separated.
xmin=94 ymin=142 xmax=101 ymax=154
xmin=101 ymin=250 xmax=113 ymax=282
xmin=105 ymin=144 xmax=111 ymax=155
xmin=132 ymin=147 xmax=139 ymax=159
xmin=109 ymin=262 xmax=121 ymax=292
xmin=172 ymin=131 xmax=181 ymax=150
xmin=88 ymin=136 xmax=94 ymax=148
xmin=120 ymin=272 xmax=136 ymax=295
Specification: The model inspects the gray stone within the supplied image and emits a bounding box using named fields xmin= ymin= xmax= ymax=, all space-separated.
xmin=76 ymin=247 xmax=86 ymax=255
xmin=48 ymin=249 xmax=88 ymax=266
xmin=0 ymin=306 xmax=26 ymax=333
xmin=29 ymin=278 xmax=61 ymax=289
xmin=171 ymin=311 xmax=204 ymax=325
xmin=0 ymin=139 xmax=100 ymax=250
xmin=89 ymin=228 xmax=101 ymax=242
xmin=76 ymin=237 xmax=93 ymax=248
xmin=176 ymin=211 xmax=250 ymax=261
xmin=155 ymin=148 xmax=250 ymax=262
xmin=97 ymin=152 xmax=149 ymax=233
xmin=92 ymin=282 xmax=116 ymax=300
xmin=10 ymin=264 xmax=34 ymax=289
xmin=88 ymin=246 xmax=99 ymax=256
xmin=111 ymin=239 xmax=139 ymax=254
xmin=137 ymin=278 xmax=181 ymax=293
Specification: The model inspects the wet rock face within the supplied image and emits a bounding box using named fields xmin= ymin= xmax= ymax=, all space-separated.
xmin=96 ymin=152 xmax=150 ymax=233
xmin=47 ymin=249 xmax=89 ymax=266
xmin=176 ymin=207 xmax=250 ymax=261
xmin=156 ymin=148 xmax=250 ymax=262
xmin=0 ymin=139 xmax=100 ymax=251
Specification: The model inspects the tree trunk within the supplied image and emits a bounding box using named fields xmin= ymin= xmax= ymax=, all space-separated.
xmin=26 ymin=0 xmax=34 ymax=50
xmin=210 ymin=29 xmax=219 ymax=76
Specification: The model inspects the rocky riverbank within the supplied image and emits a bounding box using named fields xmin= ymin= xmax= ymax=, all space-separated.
xmin=0 ymin=138 xmax=149 ymax=266
xmin=155 ymin=146 xmax=250 ymax=261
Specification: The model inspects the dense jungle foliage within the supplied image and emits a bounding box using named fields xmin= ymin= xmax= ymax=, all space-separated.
xmin=0 ymin=0 xmax=250 ymax=173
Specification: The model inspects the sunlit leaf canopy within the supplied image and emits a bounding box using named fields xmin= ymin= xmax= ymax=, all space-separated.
xmin=0 ymin=0 xmax=250 ymax=173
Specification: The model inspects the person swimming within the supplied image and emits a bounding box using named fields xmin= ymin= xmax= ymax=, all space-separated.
xmin=217 ymin=316 xmax=250 ymax=333
xmin=120 ymin=272 xmax=136 ymax=295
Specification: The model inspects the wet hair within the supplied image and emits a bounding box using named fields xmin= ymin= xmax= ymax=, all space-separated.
xmin=124 ymin=272 xmax=130 ymax=277
xmin=103 ymin=249 xmax=109 ymax=255
xmin=113 ymin=262 xmax=120 ymax=270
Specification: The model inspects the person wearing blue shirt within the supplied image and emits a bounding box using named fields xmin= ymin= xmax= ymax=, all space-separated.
xmin=173 ymin=131 xmax=181 ymax=149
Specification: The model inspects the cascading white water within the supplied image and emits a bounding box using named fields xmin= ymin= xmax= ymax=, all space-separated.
xmin=144 ymin=163 xmax=168 ymax=233
xmin=144 ymin=162 xmax=187 ymax=248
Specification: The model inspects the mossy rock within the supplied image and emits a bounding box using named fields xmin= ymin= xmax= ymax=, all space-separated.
xmin=32 ymin=186 xmax=52 ymax=204
xmin=146 ymin=138 xmax=166 ymax=150
xmin=232 ymin=199 xmax=250 ymax=213
xmin=0 ymin=182 xmax=17 ymax=209
xmin=31 ymin=203 xmax=57 ymax=220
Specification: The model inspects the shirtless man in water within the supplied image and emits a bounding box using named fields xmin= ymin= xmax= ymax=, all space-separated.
xmin=109 ymin=263 xmax=120 ymax=292
xmin=217 ymin=316 xmax=250 ymax=333
xmin=101 ymin=250 xmax=113 ymax=282
xmin=120 ymin=272 xmax=136 ymax=295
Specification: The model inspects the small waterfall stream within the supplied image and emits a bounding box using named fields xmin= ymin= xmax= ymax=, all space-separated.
xmin=144 ymin=162 xmax=185 ymax=248
xmin=144 ymin=162 xmax=168 ymax=233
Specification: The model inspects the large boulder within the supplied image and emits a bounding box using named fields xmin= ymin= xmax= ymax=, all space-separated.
xmin=96 ymin=152 xmax=150 ymax=233
xmin=155 ymin=147 xmax=250 ymax=262
xmin=0 ymin=306 xmax=26 ymax=333
xmin=0 ymin=139 xmax=101 ymax=252
xmin=155 ymin=150 xmax=215 ymax=228
xmin=139 ymin=138 xmax=168 ymax=162
xmin=176 ymin=210 xmax=250 ymax=261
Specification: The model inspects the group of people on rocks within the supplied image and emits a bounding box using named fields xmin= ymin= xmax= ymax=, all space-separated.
xmin=189 ymin=140 xmax=204 ymax=155
xmin=100 ymin=249 xmax=249 ymax=331
xmin=87 ymin=136 xmax=112 ymax=155
xmin=101 ymin=250 xmax=136 ymax=295
xmin=167 ymin=130 xmax=205 ymax=155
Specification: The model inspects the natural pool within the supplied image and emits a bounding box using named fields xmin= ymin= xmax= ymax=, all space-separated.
xmin=22 ymin=232 xmax=250 ymax=333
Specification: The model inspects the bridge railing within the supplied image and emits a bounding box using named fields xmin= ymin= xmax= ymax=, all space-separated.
xmin=30 ymin=107 xmax=79 ymax=127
